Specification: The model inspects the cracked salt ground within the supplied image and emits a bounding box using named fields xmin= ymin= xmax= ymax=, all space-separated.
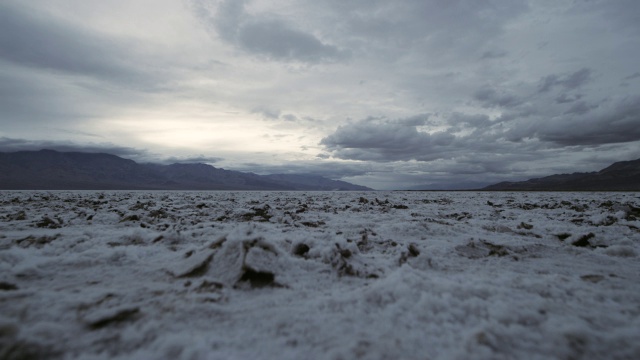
xmin=0 ymin=191 xmax=639 ymax=359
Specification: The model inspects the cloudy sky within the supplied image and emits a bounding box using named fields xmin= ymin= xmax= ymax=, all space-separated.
xmin=1 ymin=0 xmax=639 ymax=189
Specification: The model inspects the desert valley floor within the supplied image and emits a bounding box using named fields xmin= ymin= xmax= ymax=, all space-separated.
xmin=1 ymin=191 xmax=639 ymax=359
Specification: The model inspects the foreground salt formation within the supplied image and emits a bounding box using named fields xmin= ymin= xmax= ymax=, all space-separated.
xmin=1 ymin=191 xmax=639 ymax=359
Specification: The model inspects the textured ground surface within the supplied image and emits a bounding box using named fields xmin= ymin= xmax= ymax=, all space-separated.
xmin=1 ymin=191 xmax=639 ymax=359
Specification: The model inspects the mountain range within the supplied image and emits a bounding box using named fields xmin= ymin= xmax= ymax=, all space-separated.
xmin=2 ymin=150 xmax=637 ymax=191
xmin=0 ymin=150 xmax=371 ymax=190
xmin=482 ymin=158 xmax=640 ymax=191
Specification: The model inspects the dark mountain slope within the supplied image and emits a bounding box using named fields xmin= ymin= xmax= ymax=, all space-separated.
xmin=0 ymin=150 xmax=372 ymax=190
xmin=483 ymin=158 xmax=640 ymax=191
xmin=0 ymin=150 xmax=163 ymax=189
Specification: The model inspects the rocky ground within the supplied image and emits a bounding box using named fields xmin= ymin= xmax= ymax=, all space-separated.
xmin=1 ymin=191 xmax=639 ymax=359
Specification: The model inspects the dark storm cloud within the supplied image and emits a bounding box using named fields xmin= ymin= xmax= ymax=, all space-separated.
xmin=193 ymin=0 xmax=347 ymax=63
xmin=0 ymin=3 xmax=139 ymax=83
xmin=320 ymin=118 xmax=457 ymax=162
xmin=538 ymin=68 xmax=592 ymax=93
xmin=318 ymin=112 xmax=553 ymax=165
xmin=320 ymin=93 xmax=640 ymax=167
xmin=535 ymin=96 xmax=640 ymax=146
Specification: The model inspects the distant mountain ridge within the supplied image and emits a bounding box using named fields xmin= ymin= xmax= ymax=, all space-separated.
xmin=0 ymin=150 xmax=371 ymax=190
xmin=483 ymin=158 xmax=640 ymax=191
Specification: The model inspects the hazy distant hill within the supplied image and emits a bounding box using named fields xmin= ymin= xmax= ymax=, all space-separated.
xmin=483 ymin=158 xmax=640 ymax=191
xmin=0 ymin=150 xmax=371 ymax=190
xmin=262 ymin=174 xmax=369 ymax=191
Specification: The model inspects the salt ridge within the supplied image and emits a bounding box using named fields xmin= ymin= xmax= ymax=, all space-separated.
xmin=1 ymin=191 xmax=639 ymax=359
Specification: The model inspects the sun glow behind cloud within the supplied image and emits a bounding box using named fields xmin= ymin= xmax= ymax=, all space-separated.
xmin=103 ymin=108 xmax=311 ymax=157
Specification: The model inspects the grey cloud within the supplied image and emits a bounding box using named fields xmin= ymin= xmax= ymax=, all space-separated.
xmin=449 ymin=113 xmax=492 ymax=128
xmin=480 ymin=49 xmax=508 ymax=59
xmin=52 ymin=129 xmax=103 ymax=138
xmin=161 ymin=156 xmax=223 ymax=164
xmin=538 ymin=68 xmax=592 ymax=93
xmin=207 ymin=0 xmax=246 ymax=40
xmin=397 ymin=114 xmax=430 ymax=127
xmin=251 ymin=109 xmax=300 ymax=122
xmin=319 ymin=113 xmax=549 ymax=164
xmin=203 ymin=0 xmax=526 ymax=66
xmin=252 ymin=107 xmax=281 ymax=120
xmin=535 ymin=96 xmax=640 ymax=145
xmin=320 ymin=96 xmax=640 ymax=169
xmin=195 ymin=0 xmax=347 ymax=63
xmin=624 ymin=72 xmax=640 ymax=80
xmin=494 ymin=105 xmax=538 ymax=123
xmin=1 ymin=0 xmax=638 ymax=191
xmin=237 ymin=20 xmax=344 ymax=63
xmin=0 ymin=138 xmax=228 ymax=165
xmin=0 ymin=67 xmax=78 ymax=125
xmin=0 ymin=138 xmax=151 ymax=160
xmin=555 ymin=93 xmax=583 ymax=104
xmin=570 ymin=0 xmax=640 ymax=34
xmin=563 ymin=68 xmax=593 ymax=89
xmin=474 ymin=87 xmax=522 ymax=108
xmin=0 ymin=3 xmax=140 ymax=83
xmin=563 ymin=101 xmax=598 ymax=115
xmin=538 ymin=75 xmax=559 ymax=93
xmin=0 ymin=58 xmax=158 ymax=130
xmin=307 ymin=0 xmax=529 ymax=67
xmin=320 ymin=118 xmax=457 ymax=162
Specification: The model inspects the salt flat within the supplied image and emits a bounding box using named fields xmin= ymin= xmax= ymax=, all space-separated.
xmin=1 ymin=191 xmax=639 ymax=359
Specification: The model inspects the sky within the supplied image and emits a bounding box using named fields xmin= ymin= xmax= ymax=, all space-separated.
xmin=1 ymin=0 xmax=639 ymax=190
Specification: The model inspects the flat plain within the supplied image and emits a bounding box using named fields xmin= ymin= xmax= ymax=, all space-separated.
xmin=1 ymin=191 xmax=639 ymax=359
